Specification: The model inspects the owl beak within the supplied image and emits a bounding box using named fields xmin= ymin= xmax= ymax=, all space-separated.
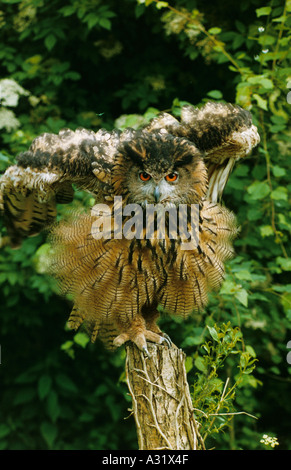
xmin=153 ymin=186 xmax=161 ymax=203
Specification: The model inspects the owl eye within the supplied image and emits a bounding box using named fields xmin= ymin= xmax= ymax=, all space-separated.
xmin=165 ymin=172 xmax=178 ymax=182
xmin=139 ymin=172 xmax=151 ymax=181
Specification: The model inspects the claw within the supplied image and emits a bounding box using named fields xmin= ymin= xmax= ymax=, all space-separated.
xmin=113 ymin=332 xmax=130 ymax=348
xmin=142 ymin=346 xmax=151 ymax=358
xmin=160 ymin=332 xmax=172 ymax=348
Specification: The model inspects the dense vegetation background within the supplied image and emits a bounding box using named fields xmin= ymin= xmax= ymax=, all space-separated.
xmin=0 ymin=0 xmax=290 ymax=450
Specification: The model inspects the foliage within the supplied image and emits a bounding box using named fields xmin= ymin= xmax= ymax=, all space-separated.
xmin=190 ymin=323 xmax=258 ymax=447
xmin=0 ymin=0 xmax=291 ymax=450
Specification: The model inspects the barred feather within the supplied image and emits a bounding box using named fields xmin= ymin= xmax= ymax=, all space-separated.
xmin=0 ymin=101 xmax=259 ymax=351
xmin=49 ymin=198 xmax=237 ymax=348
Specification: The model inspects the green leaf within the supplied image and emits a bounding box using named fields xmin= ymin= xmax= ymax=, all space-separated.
xmin=270 ymin=186 xmax=288 ymax=201
xmin=276 ymin=257 xmax=291 ymax=271
xmin=185 ymin=356 xmax=193 ymax=373
xmin=260 ymin=78 xmax=274 ymax=89
xmin=253 ymin=93 xmax=268 ymax=110
xmin=86 ymin=14 xmax=100 ymax=29
xmin=73 ymin=331 xmax=90 ymax=348
xmin=46 ymin=391 xmax=60 ymax=423
xmin=59 ymin=5 xmax=76 ymax=16
xmin=272 ymin=165 xmax=286 ymax=177
xmin=156 ymin=1 xmax=169 ymax=9
xmin=281 ymin=293 xmax=291 ymax=313
xmin=258 ymin=35 xmax=276 ymax=47
xmin=44 ymin=34 xmax=57 ymax=51
xmin=235 ymin=270 xmax=254 ymax=281
xmin=207 ymin=325 xmax=219 ymax=342
xmin=55 ymin=373 xmax=78 ymax=393
xmin=235 ymin=288 xmax=248 ymax=307
xmin=0 ymin=424 xmax=10 ymax=439
xmin=246 ymin=345 xmax=256 ymax=358
xmin=38 ymin=374 xmax=52 ymax=400
xmin=256 ymin=7 xmax=272 ymax=17
xmin=13 ymin=388 xmax=36 ymax=405
xmin=247 ymin=207 xmax=262 ymax=221
xmin=273 ymin=284 xmax=291 ymax=294
xmin=260 ymin=225 xmax=274 ymax=237
xmin=61 ymin=340 xmax=74 ymax=351
xmin=220 ymin=279 xmax=237 ymax=294
xmin=208 ymin=27 xmax=222 ymax=35
xmin=194 ymin=356 xmax=207 ymax=373
xmin=207 ymin=89 xmax=223 ymax=99
xmin=247 ymin=181 xmax=270 ymax=200
xmin=40 ymin=422 xmax=58 ymax=448
xmin=99 ymin=17 xmax=112 ymax=30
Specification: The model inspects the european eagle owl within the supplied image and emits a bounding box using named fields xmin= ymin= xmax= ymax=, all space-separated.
xmin=0 ymin=102 xmax=259 ymax=356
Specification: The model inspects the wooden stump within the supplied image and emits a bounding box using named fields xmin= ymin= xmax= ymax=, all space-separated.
xmin=125 ymin=342 xmax=204 ymax=450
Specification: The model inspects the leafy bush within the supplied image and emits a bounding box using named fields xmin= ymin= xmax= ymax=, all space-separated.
xmin=0 ymin=0 xmax=290 ymax=450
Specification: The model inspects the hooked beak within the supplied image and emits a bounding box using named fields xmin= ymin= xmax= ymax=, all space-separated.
xmin=153 ymin=186 xmax=160 ymax=203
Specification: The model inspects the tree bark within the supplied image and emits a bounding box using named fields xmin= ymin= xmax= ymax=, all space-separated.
xmin=125 ymin=342 xmax=204 ymax=450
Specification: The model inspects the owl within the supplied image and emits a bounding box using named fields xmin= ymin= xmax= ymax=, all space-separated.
xmin=0 ymin=102 xmax=259 ymax=356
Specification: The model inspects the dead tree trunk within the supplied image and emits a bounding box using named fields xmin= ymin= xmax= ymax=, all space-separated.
xmin=125 ymin=342 xmax=204 ymax=450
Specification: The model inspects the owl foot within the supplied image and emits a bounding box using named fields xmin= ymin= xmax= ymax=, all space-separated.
xmin=113 ymin=328 xmax=171 ymax=358
xmin=161 ymin=332 xmax=172 ymax=348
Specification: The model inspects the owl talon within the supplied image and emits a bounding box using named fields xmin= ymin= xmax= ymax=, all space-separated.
xmin=160 ymin=333 xmax=172 ymax=348
xmin=113 ymin=332 xmax=130 ymax=348
xmin=142 ymin=346 xmax=151 ymax=358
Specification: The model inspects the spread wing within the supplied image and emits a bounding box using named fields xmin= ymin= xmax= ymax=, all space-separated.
xmin=0 ymin=127 xmax=129 ymax=247
xmin=1 ymin=102 xmax=259 ymax=247
xmin=144 ymin=101 xmax=260 ymax=202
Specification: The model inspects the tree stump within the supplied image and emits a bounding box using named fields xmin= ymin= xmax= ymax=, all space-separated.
xmin=125 ymin=342 xmax=204 ymax=450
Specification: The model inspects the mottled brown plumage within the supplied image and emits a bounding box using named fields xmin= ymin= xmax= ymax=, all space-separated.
xmin=0 ymin=102 xmax=259 ymax=355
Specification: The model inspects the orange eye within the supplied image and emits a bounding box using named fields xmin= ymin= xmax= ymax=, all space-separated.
xmin=165 ymin=173 xmax=178 ymax=182
xmin=139 ymin=172 xmax=151 ymax=181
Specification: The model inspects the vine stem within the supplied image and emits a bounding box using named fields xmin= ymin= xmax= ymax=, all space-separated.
xmin=151 ymin=0 xmax=244 ymax=75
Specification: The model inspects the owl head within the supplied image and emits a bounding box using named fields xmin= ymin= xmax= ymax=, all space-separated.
xmin=112 ymin=130 xmax=208 ymax=207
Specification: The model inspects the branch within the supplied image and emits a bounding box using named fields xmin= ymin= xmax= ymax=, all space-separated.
xmin=125 ymin=342 xmax=205 ymax=450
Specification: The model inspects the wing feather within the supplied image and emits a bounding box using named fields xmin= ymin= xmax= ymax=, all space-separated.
xmin=1 ymin=103 xmax=259 ymax=247
xmin=143 ymin=101 xmax=260 ymax=202
xmin=0 ymin=127 xmax=122 ymax=246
